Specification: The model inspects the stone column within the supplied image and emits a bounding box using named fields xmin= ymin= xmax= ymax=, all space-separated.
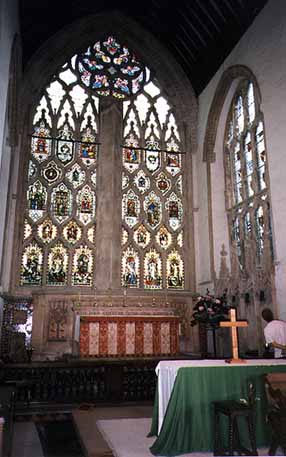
xmin=96 ymin=99 xmax=122 ymax=291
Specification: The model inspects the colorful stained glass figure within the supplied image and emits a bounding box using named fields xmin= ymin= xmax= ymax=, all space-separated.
xmin=134 ymin=170 xmax=150 ymax=194
xmin=24 ymin=220 xmax=32 ymax=240
xmin=144 ymin=249 xmax=162 ymax=289
xmin=121 ymin=247 xmax=140 ymax=287
xmin=87 ymin=226 xmax=95 ymax=243
xmin=51 ymin=182 xmax=72 ymax=224
xmin=122 ymin=227 xmax=129 ymax=245
xmin=156 ymin=225 xmax=172 ymax=250
xmin=156 ymin=172 xmax=171 ymax=195
xmin=177 ymin=231 xmax=183 ymax=247
xmin=79 ymin=127 xmax=97 ymax=167
xmin=56 ymin=123 xmax=74 ymax=166
xmin=166 ymin=250 xmax=184 ymax=289
xmin=123 ymin=146 xmax=140 ymax=173
xmin=63 ymin=220 xmax=82 ymax=244
xmin=21 ymin=241 xmax=43 ymax=286
xmin=72 ymin=245 xmax=93 ymax=286
xmin=31 ymin=120 xmax=52 ymax=163
xmin=42 ymin=161 xmax=62 ymax=185
xmin=166 ymin=192 xmax=183 ymax=231
xmin=144 ymin=191 xmax=162 ymax=229
xmin=27 ymin=180 xmax=47 ymax=222
xmin=76 ymin=36 xmax=147 ymax=99
xmin=47 ymin=243 xmax=68 ymax=286
xmin=166 ymin=142 xmax=181 ymax=176
xmin=122 ymin=189 xmax=140 ymax=228
xmin=28 ymin=161 xmax=37 ymax=180
xmin=134 ymin=224 xmax=150 ymax=248
xmin=145 ymin=139 xmax=160 ymax=174
xmin=90 ymin=170 xmax=97 ymax=188
xmin=66 ymin=163 xmax=86 ymax=189
xmin=37 ymin=218 xmax=57 ymax=244
xmin=122 ymin=172 xmax=129 ymax=189
xmin=76 ymin=185 xmax=96 ymax=225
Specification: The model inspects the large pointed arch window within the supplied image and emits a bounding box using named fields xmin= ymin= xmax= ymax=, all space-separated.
xmin=224 ymin=80 xmax=273 ymax=270
xmin=20 ymin=36 xmax=186 ymax=290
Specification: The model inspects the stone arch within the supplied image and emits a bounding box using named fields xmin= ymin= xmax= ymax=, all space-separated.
xmin=203 ymin=65 xmax=261 ymax=163
xmin=20 ymin=10 xmax=197 ymax=153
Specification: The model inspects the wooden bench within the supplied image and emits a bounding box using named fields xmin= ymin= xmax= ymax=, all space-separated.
xmin=264 ymin=373 xmax=286 ymax=455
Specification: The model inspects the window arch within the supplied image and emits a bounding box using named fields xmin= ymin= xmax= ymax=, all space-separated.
xmin=224 ymin=80 xmax=273 ymax=270
xmin=19 ymin=35 xmax=187 ymax=291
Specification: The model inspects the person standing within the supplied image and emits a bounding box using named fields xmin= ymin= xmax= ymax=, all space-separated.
xmin=262 ymin=308 xmax=286 ymax=358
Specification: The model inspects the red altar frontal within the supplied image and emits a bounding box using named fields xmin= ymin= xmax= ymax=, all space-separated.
xmin=79 ymin=315 xmax=180 ymax=357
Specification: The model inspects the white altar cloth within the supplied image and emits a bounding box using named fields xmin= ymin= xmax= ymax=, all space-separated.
xmin=156 ymin=359 xmax=286 ymax=434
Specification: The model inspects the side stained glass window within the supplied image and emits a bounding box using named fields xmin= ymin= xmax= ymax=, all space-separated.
xmin=224 ymin=81 xmax=273 ymax=269
xmin=121 ymin=80 xmax=185 ymax=289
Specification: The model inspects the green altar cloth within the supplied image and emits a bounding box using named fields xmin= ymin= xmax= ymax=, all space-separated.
xmin=150 ymin=363 xmax=286 ymax=456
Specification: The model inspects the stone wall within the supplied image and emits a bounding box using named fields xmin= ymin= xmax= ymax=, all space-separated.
xmin=197 ymin=0 xmax=286 ymax=321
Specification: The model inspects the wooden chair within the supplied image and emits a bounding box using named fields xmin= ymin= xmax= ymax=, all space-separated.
xmin=213 ymin=382 xmax=258 ymax=456
xmin=264 ymin=373 xmax=286 ymax=455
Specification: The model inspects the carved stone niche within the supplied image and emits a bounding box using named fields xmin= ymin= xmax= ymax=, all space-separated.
xmin=48 ymin=301 xmax=68 ymax=341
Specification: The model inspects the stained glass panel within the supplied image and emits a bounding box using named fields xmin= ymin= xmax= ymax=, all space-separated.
xmin=79 ymin=127 xmax=98 ymax=167
xmin=144 ymin=191 xmax=162 ymax=230
xmin=76 ymin=185 xmax=96 ymax=225
xmin=165 ymin=192 xmax=183 ymax=231
xmin=156 ymin=225 xmax=172 ymax=250
xmin=42 ymin=161 xmax=62 ymax=185
xmin=51 ymin=182 xmax=72 ymax=224
xmin=145 ymin=139 xmax=160 ymax=174
xmin=134 ymin=170 xmax=150 ymax=194
xmin=63 ymin=220 xmax=82 ymax=244
xmin=166 ymin=250 xmax=184 ymax=289
xmin=37 ymin=218 xmax=57 ymax=244
xmin=31 ymin=121 xmax=52 ymax=163
xmin=72 ymin=245 xmax=93 ymax=286
xmin=144 ymin=249 xmax=162 ymax=289
xmin=56 ymin=123 xmax=74 ymax=166
xmin=75 ymin=36 xmax=147 ymax=99
xmin=47 ymin=243 xmax=68 ymax=286
xmin=66 ymin=163 xmax=86 ymax=188
xmin=122 ymin=190 xmax=140 ymax=228
xmin=27 ymin=180 xmax=47 ymax=222
xmin=121 ymin=247 xmax=140 ymax=287
xmin=21 ymin=241 xmax=43 ymax=286
xmin=156 ymin=173 xmax=171 ymax=195
xmin=133 ymin=224 xmax=150 ymax=248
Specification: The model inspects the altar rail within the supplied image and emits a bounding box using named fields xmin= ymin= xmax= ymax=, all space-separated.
xmin=1 ymin=360 xmax=158 ymax=408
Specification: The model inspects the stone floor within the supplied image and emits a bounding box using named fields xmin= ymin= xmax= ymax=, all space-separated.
xmin=11 ymin=404 xmax=284 ymax=457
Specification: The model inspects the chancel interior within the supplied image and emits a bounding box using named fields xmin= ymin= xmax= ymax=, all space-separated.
xmin=1 ymin=0 xmax=286 ymax=456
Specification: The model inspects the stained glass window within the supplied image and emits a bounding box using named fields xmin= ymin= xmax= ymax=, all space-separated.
xmin=121 ymin=78 xmax=184 ymax=289
xmin=20 ymin=42 xmax=99 ymax=288
xmin=20 ymin=34 xmax=185 ymax=293
xmin=225 ymin=80 xmax=273 ymax=269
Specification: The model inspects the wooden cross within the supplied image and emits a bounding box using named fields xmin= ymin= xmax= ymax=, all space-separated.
xmin=220 ymin=308 xmax=248 ymax=363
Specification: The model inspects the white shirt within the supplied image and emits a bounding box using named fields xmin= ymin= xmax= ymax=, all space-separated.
xmin=264 ymin=319 xmax=286 ymax=358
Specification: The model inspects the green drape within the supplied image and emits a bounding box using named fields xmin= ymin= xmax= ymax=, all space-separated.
xmin=150 ymin=364 xmax=286 ymax=456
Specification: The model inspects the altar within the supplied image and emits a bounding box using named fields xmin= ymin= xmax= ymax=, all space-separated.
xmin=79 ymin=314 xmax=180 ymax=357
xmin=149 ymin=359 xmax=286 ymax=455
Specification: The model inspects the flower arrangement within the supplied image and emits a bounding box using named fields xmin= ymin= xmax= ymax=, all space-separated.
xmin=190 ymin=290 xmax=230 ymax=326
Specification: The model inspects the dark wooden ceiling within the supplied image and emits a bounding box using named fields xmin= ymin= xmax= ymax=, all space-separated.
xmin=19 ymin=0 xmax=268 ymax=95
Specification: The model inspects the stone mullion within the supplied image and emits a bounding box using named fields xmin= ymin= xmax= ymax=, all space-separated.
xmin=95 ymin=99 xmax=123 ymax=292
